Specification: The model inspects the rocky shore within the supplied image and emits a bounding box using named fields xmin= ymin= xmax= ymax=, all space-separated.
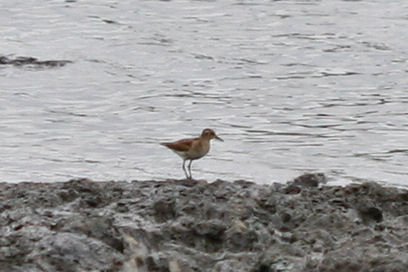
xmin=1 ymin=174 xmax=408 ymax=272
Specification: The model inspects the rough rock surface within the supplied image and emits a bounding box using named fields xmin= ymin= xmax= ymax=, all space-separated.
xmin=1 ymin=175 xmax=408 ymax=272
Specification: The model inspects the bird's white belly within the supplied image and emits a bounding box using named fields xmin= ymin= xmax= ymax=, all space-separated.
xmin=173 ymin=150 xmax=208 ymax=160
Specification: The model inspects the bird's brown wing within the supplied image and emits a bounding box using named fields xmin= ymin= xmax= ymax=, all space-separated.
xmin=160 ymin=138 xmax=197 ymax=152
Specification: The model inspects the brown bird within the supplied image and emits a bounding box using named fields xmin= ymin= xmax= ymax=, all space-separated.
xmin=160 ymin=128 xmax=223 ymax=179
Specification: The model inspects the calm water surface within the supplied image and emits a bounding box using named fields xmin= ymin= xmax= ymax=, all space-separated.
xmin=1 ymin=0 xmax=407 ymax=186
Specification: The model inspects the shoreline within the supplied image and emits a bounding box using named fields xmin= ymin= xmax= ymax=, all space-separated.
xmin=1 ymin=175 xmax=408 ymax=271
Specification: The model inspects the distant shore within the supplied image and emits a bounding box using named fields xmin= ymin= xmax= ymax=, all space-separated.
xmin=1 ymin=174 xmax=408 ymax=272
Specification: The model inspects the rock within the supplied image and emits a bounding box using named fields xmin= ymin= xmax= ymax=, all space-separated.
xmin=1 ymin=175 xmax=408 ymax=271
xmin=291 ymin=173 xmax=327 ymax=187
xmin=0 ymin=55 xmax=72 ymax=68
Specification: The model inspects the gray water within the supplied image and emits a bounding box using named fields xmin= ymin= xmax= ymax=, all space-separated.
xmin=1 ymin=0 xmax=407 ymax=186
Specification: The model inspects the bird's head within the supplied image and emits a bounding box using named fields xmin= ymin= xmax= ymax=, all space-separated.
xmin=201 ymin=128 xmax=223 ymax=141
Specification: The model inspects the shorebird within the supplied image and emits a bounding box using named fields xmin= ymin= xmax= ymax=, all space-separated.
xmin=160 ymin=128 xmax=223 ymax=179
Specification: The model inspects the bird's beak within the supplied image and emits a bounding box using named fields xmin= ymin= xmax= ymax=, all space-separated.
xmin=215 ymin=135 xmax=224 ymax=142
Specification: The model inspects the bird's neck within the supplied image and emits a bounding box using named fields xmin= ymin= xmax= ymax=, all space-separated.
xmin=200 ymin=136 xmax=211 ymax=142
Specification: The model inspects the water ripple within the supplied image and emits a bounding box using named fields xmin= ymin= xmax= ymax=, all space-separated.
xmin=0 ymin=0 xmax=407 ymax=186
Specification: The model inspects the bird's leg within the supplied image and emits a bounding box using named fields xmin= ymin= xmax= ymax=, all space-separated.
xmin=188 ymin=160 xmax=193 ymax=180
xmin=182 ymin=160 xmax=189 ymax=179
